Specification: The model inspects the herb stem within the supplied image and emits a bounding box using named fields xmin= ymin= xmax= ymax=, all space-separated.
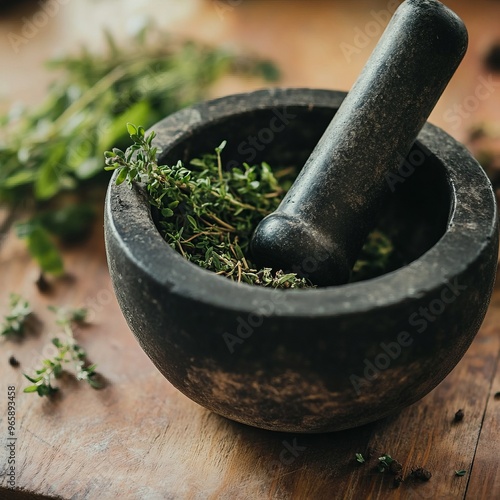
xmin=176 ymin=240 xmax=186 ymax=258
xmin=48 ymin=66 xmax=127 ymax=136
xmin=207 ymin=213 xmax=236 ymax=231
xmin=237 ymin=261 xmax=242 ymax=283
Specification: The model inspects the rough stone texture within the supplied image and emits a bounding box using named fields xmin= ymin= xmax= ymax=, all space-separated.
xmin=104 ymin=88 xmax=498 ymax=432
xmin=251 ymin=0 xmax=469 ymax=286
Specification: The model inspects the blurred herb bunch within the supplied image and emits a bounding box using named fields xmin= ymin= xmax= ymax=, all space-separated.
xmin=0 ymin=27 xmax=279 ymax=275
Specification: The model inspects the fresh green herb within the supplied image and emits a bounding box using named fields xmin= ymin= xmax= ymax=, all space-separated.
xmin=455 ymin=470 xmax=467 ymax=477
xmin=0 ymin=27 xmax=278 ymax=274
xmin=376 ymin=453 xmax=403 ymax=476
xmin=1 ymin=294 xmax=31 ymax=337
xmin=351 ymin=231 xmax=398 ymax=282
xmin=378 ymin=454 xmax=395 ymax=473
xmin=23 ymin=307 xmax=100 ymax=396
xmin=106 ymin=124 xmax=401 ymax=287
xmin=355 ymin=453 xmax=366 ymax=464
xmin=105 ymin=125 xmax=311 ymax=288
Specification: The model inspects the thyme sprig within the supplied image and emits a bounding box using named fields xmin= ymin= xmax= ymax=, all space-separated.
xmin=1 ymin=294 xmax=32 ymax=337
xmin=106 ymin=124 xmax=402 ymax=287
xmin=105 ymin=124 xmax=311 ymax=288
xmin=23 ymin=307 xmax=100 ymax=397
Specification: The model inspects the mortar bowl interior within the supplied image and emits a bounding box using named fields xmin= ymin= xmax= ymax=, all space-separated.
xmin=105 ymin=88 xmax=498 ymax=432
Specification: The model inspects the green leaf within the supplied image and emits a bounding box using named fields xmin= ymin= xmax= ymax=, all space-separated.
xmin=276 ymin=273 xmax=296 ymax=285
xmin=115 ymin=168 xmax=128 ymax=185
xmin=3 ymin=170 xmax=38 ymax=188
xmin=35 ymin=162 xmax=62 ymax=200
xmin=455 ymin=470 xmax=467 ymax=477
xmin=99 ymin=103 xmax=151 ymax=152
xmin=161 ymin=208 xmax=174 ymax=218
xmin=190 ymin=159 xmax=206 ymax=168
xmin=215 ymin=140 xmax=227 ymax=153
xmin=23 ymin=385 xmax=39 ymax=393
xmin=186 ymin=215 xmax=197 ymax=228
xmin=256 ymin=60 xmax=281 ymax=81
xmin=53 ymin=364 xmax=63 ymax=378
xmin=88 ymin=377 xmax=102 ymax=389
xmin=126 ymin=123 xmax=138 ymax=136
xmin=71 ymin=308 xmax=88 ymax=323
xmin=52 ymin=338 xmax=63 ymax=348
xmin=37 ymin=385 xmax=55 ymax=397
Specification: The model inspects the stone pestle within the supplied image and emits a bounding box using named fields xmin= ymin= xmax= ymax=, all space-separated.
xmin=250 ymin=0 xmax=468 ymax=286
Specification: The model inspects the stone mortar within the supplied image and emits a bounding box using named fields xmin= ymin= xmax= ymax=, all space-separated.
xmin=104 ymin=88 xmax=498 ymax=432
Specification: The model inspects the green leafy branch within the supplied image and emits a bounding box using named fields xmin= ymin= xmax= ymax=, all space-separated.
xmin=0 ymin=26 xmax=279 ymax=276
xmin=105 ymin=124 xmax=312 ymax=289
xmin=377 ymin=454 xmax=396 ymax=473
xmin=23 ymin=307 xmax=100 ymax=397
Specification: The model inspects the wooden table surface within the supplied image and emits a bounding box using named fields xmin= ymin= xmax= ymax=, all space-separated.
xmin=1 ymin=1 xmax=500 ymax=499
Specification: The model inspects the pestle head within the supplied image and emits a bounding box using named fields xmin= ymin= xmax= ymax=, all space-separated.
xmin=250 ymin=0 xmax=468 ymax=287
xmin=251 ymin=212 xmax=351 ymax=285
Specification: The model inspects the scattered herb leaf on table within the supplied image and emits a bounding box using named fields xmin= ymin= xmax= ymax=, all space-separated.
xmin=0 ymin=27 xmax=279 ymax=275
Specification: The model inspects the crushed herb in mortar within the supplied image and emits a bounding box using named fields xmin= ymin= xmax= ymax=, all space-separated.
xmin=105 ymin=124 xmax=402 ymax=288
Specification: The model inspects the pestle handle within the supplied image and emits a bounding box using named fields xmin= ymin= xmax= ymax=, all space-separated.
xmin=250 ymin=0 xmax=468 ymax=286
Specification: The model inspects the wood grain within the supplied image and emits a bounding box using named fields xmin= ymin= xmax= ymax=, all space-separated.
xmin=466 ymin=290 xmax=500 ymax=499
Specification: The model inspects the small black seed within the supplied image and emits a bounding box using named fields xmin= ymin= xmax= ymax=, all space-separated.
xmin=35 ymin=272 xmax=51 ymax=293
xmin=454 ymin=409 xmax=464 ymax=422
xmin=494 ymin=392 xmax=500 ymax=400
xmin=9 ymin=355 xmax=20 ymax=367
xmin=389 ymin=460 xmax=403 ymax=475
xmin=410 ymin=467 xmax=432 ymax=482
